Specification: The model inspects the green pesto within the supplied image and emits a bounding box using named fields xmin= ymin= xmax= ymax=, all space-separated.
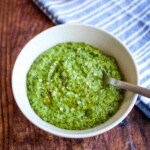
xmin=26 ymin=42 xmax=124 ymax=130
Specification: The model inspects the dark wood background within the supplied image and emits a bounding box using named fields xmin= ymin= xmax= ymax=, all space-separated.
xmin=0 ymin=0 xmax=150 ymax=149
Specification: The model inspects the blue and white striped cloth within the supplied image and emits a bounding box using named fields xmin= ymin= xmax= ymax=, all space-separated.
xmin=33 ymin=0 xmax=150 ymax=118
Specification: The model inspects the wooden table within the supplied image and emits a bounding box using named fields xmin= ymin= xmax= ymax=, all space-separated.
xmin=1 ymin=0 xmax=150 ymax=149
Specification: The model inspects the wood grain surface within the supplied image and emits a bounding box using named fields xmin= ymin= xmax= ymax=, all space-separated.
xmin=0 ymin=0 xmax=150 ymax=149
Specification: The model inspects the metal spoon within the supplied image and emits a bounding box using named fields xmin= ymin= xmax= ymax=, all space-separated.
xmin=103 ymin=72 xmax=150 ymax=98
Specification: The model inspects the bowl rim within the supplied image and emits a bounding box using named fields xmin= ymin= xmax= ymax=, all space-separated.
xmin=11 ymin=23 xmax=139 ymax=138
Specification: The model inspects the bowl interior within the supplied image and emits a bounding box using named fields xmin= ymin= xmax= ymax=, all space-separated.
xmin=12 ymin=24 xmax=138 ymax=138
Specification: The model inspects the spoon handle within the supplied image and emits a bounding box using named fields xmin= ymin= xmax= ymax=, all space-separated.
xmin=111 ymin=79 xmax=150 ymax=98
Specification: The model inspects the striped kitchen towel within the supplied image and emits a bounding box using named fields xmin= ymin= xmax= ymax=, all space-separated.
xmin=33 ymin=0 xmax=150 ymax=118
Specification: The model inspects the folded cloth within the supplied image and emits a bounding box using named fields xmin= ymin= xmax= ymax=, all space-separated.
xmin=33 ymin=0 xmax=150 ymax=118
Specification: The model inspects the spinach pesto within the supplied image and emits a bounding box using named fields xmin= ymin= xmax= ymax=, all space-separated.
xmin=26 ymin=42 xmax=124 ymax=130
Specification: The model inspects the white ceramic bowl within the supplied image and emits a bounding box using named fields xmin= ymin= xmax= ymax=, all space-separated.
xmin=12 ymin=24 xmax=139 ymax=138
